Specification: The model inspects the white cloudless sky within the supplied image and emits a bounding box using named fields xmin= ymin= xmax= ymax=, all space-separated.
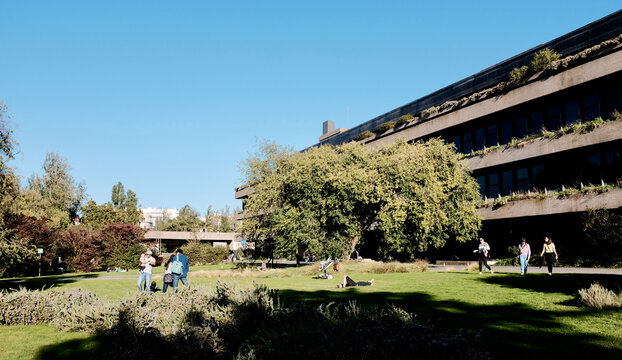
xmin=1 ymin=1 xmax=620 ymax=214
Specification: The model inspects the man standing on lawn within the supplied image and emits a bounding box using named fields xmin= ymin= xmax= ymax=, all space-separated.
xmin=172 ymin=248 xmax=190 ymax=292
xmin=137 ymin=250 xmax=156 ymax=292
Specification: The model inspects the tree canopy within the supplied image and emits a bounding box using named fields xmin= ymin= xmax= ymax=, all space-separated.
xmin=240 ymin=139 xmax=481 ymax=259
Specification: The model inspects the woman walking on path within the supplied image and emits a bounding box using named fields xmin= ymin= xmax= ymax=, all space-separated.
xmin=540 ymin=237 xmax=559 ymax=275
xmin=473 ymin=238 xmax=493 ymax=275
xmin=518 ymin=238 xmax=531 ymax=275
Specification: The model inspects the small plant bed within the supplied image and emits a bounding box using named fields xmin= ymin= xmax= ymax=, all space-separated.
xmin=462 ymin=116 xmax=617 ymax=160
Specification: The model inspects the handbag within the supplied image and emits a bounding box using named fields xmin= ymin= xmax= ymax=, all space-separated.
xmin=163 ymin=273 xmax=173 ymax=284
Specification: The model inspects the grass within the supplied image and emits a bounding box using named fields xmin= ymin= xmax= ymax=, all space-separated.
xmin=1 ymin=263 xmax=621 ymax=359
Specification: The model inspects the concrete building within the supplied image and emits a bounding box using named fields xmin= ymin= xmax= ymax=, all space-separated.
xmin=144 ymin=230 xmax=243 ymax=253
xmin=139 ymin=207 xmax=180 ymax=229
xmin=236 ymin=11 xmax=622 ymax=259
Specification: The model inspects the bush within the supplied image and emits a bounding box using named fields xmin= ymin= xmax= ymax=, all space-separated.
xmin=354 ymin=131 xmax=374 ymax=141
xmin=396 ymin=114 xmax=414 ymax=127
xmin=181 ymin=240 xmax=229 ymax=266
xmin=2 ymin=284 xmax=488 ymax=359
xmin=531 ymin=48 xmax=561 ymax=72
xmin=377 ymin=121 xmax=396 ymax=133
xmin=578 ymin=283 xmax=622 ymax=309
xmin=508 ymin=65 xmax=530 ymax=85
xmin=368 ymin=260 xmax=428 ymax=273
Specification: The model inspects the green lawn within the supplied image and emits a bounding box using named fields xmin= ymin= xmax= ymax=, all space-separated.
xmin=1 ymin=264 xmax=621 ymax=359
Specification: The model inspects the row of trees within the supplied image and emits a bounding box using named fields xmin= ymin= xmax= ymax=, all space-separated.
xmin=0 ymin=102 xmax=148 ymax=276
xmin=240 ymin=139 xmax=482 ymax=260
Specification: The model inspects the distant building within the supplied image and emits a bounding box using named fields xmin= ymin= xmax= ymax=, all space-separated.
xmin=140 ymin=207 xmax=180 ymax=229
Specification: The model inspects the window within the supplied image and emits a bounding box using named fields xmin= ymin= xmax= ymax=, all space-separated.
xmin=546 ymin=106 xmax=561 ymax=130
xmin=502 ymin=170 xmax=513 ymax=196
xmin=583 ymin=95 xmax=599 ymax=121
xmin=600 ymin=90 xmax=621 ymax=120
xmin=532 ymin=164 xmax=545 ymax=191
xmin=487 ymin=125 xmax=498 ymax=147
xmin=500 ymin=120 xmax=512 ymax=144
xmin=581 ymin=154 xmax=601 ymax=185
xmin=603 ymin=149 xmax=622 ymax=184
xmin=516 ymin=167 xmax=529 ymax=193
xmin=452 ymin=136 xmax=461 ymax=153
xmin=462 ymin=132 xmax=472 ymax=154
xmin=564 ymin=100 xmax=580 ymax=125
xmin=488 ymin=173 xmax=500 ymax=198
xmin=476 ymin=175 xmax=486 ymax=198
xmin=515 ymin=116 xmax=527 ymax=138
xmin=530 ymin=111 xmax=543 ymax=134
xmin=474 ymin=128 xmax=485 ymax=151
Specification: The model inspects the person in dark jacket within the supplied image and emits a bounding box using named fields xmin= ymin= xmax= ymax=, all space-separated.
xmin=172 ymin=248 xmax=190 ymax=292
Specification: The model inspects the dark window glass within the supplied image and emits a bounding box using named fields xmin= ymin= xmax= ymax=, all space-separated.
xmin=583 ymin=95 xmax=599 ymax=121
xmin=474 ymin=128 xmax=485 ymax=151
xmin=502 ymin=170 xmax=513 ymax=196
xmin=532 ymin=164 xmax=545 ymax=191
xmin=600 ymin=90 xmax=620 ymax=120
xmin=530 ymin=111 xmax=543 ymax=134
xmin=564 ymin=101 xmax=580 ymax=125
xmin=462 ymin=132 xmax=472 ymax=154
xmin=603 ymin=149 xmax=622 ymax=184
xmin=486 ymin=125 xmax=498 ymax=147
xmin=476 ymin=175 xmax=486 ymax=198
xmin=500 ymin=120 xmax=512 ymax=144
xmin=546 ymin=106 xmax=561 ymax=130
xmin=452 ymin=136 xmax=461 ymax=153
xmin=488 ymin=173 xmax=500 ymax=198
xmin=517 ymin=167 xmax=529 ymax=193
xmin=581 ymin=153 xmax=601 ymax=185
xmin=515 ymin=116 xmax=527 ymax=139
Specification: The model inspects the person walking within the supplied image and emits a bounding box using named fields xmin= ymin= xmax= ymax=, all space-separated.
xmin=171 ymin=248 xmax=190 ymax=292
xmin=137 ymin=250 xmax=156 ymax=292
xmin=540 ymin=237 xmax=559 ymax=275
xmin=161 ymin=254 xmax=175 ymax=293
xmin=518 ymin=238 xmax=531 ymax=275
xmin=473 ymin=237 xmax=493 ymax=275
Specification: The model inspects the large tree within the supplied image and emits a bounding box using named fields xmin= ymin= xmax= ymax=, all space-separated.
xmin=111 ymin=181 xmax=126 ymax=209
xmin=240 ymin=139 xmax=481 ymax=259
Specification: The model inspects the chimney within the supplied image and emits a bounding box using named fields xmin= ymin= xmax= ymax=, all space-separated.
xmin=322 ymin=120 xmax=335 ymax=135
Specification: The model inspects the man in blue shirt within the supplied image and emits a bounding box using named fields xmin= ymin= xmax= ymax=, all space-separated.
xmin=172 ymin=248 xmax=190 ymax=292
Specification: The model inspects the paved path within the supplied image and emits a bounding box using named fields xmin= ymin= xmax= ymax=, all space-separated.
xmin=428 ymin=263 xmax=622 ymax=274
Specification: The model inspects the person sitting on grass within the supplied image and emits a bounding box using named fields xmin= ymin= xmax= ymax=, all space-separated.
xmin=149 ymin=281 xmax=158 ymax=293
xmin=257 ymin=260 xmax=267 ymax=271
xmin=337 ymin=275 xmax=374 ymax=288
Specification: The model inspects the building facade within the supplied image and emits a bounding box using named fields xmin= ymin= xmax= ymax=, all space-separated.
xmin=237 ymin=11 xmax=622 ymax=260
xmin=139 ymin=207 xmax=180 ymax=229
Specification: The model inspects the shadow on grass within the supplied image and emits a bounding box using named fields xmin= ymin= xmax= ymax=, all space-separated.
xmin=478 ymin=273 xmax=622 ymax=295
xmin=274 ymin=288 xmax=621 ymax=359
xmin=0 ymin=273 xmax=110 ymax=292
xmin=32 ymin=286 xmax=622 ymax=359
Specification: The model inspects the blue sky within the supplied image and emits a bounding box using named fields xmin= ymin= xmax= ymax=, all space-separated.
xmin=1 ymin=1 xmax=620 ymax=214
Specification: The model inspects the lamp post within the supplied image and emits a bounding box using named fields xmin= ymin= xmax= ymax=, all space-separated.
xmin=37 ymin=248 xmax=43 ymax=277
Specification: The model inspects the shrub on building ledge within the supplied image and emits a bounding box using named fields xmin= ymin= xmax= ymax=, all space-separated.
xmin=377 ymin=121 xmax=396 ymax=133
xmin=531 ymin=48 xmax=561 ymax=72
xmin=355 ymin=130 xmax=375 ymax=141
xmin=396 ymin=114 xmax=415 ymax=127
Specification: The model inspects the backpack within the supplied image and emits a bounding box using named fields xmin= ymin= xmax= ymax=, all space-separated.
xmin=171 ymin=255 xmax=183 ymax=275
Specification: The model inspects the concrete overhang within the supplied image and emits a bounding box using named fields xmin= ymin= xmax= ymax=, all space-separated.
xmin=478 ymin=187 xmax=622 ymax=220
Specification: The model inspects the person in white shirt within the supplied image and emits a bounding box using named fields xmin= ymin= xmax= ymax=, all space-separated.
xmin=137 ymin=250 xmax=156 ymax=292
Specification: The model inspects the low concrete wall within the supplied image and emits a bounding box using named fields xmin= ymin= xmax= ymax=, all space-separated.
xmin=479 ymin=188 xmax=622 ymax=220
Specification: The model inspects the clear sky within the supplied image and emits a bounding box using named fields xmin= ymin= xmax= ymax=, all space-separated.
xmin=1 ymin=1 xmax=620 ymax=214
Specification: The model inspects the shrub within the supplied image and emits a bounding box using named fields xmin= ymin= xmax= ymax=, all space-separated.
xmin=181 ymin=240 xmax=229 ymax=265
xmin=578 ymin=283 xmax=622 ymax=309
xmin=396 ymin=114 xmax=414 ymax=127
xmin=508 ymin=65 xmax=530 ymax=85
xmin=377 ymin=121 xmax=396 ymax=133
xmin=99 ymin=223 xmax=146 ymax=270
xmin=531 ymin=48 xmax=561 ymax=72
xmin=368 ymin=260 xmax=428 ymax=273
xmin=354 ymin=131 xmax=374 ymax=141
